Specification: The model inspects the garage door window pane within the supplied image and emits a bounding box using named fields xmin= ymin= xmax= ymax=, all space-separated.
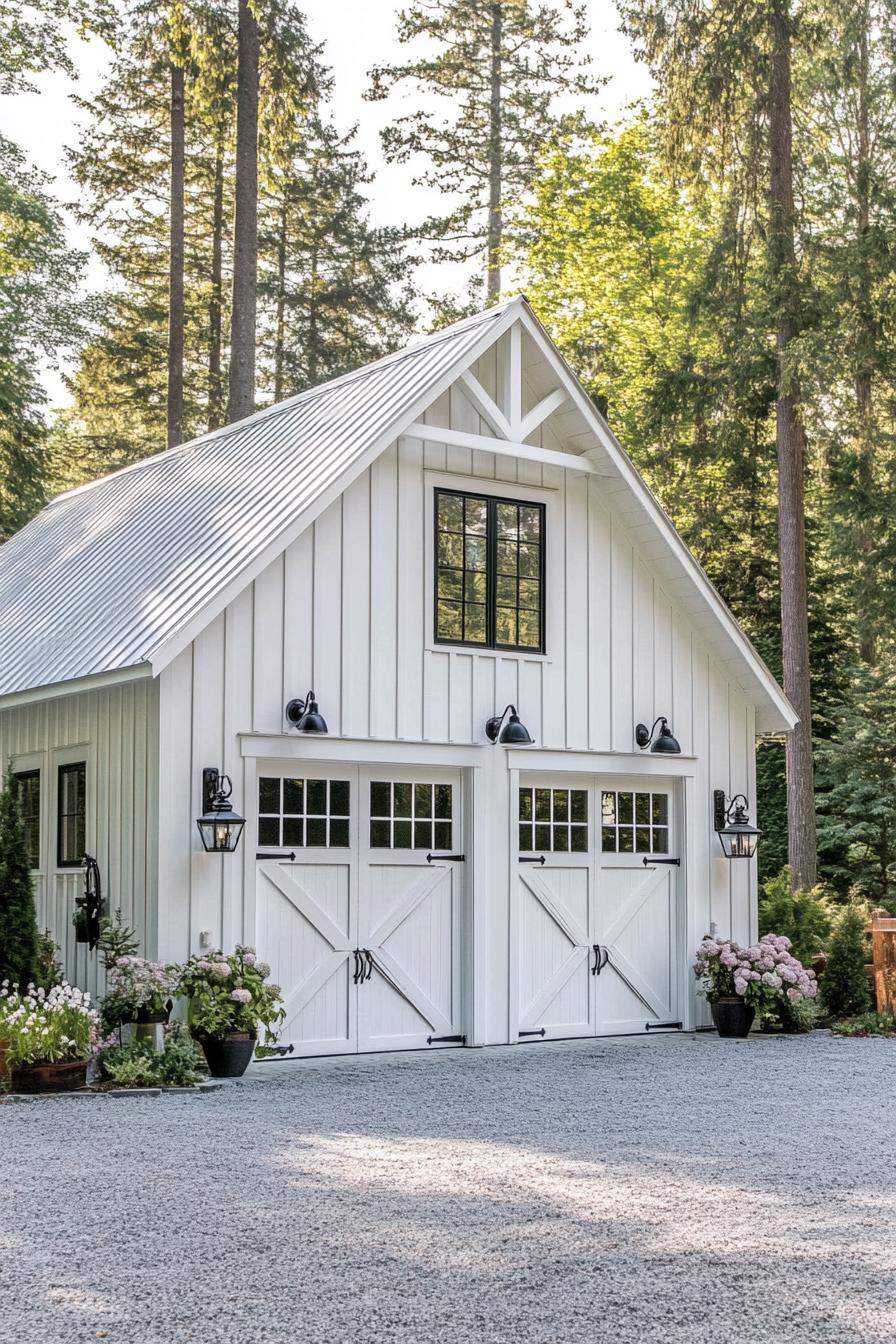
xmin=601 ymin=791 xmax=670 ymax=855
xmin=369 ymin=781 xmax=453 ymax=849
xmin=518 ymin=788 xmax=589 ymax=853
xmin=257 ymin=777 xmax=350 ymax=849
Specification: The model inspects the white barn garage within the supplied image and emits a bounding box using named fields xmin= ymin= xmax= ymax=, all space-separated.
xmin=0 ymin=298 xmax=795 ymax=1051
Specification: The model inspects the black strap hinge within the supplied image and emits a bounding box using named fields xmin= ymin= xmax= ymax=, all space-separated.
xmin=426 ymin=1033 xmax=466 ymax=1045
xmin=645 ymin=1021 xmax=682 ymax=1031
xmin=642 ymin=856 xmax=680 ymax=866
xmin=426 ymin=853 xmax=465 ymax=863
xmin=256 ymin=851 xmax=297 ymax=861
xmin=519 ymin=1027 xmax=546 ymax=1038
xmin=519 ymin=855 xmax=546 ymax=865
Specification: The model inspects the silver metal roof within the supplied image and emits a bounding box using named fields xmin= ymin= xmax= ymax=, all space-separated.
xmin=0 ymin=302 xmax=513 ymax=699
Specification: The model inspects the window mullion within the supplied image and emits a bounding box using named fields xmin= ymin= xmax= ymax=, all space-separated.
xmin=486 ymin=497 xmax=497 ymax=649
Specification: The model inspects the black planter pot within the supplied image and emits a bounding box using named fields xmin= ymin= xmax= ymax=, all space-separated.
xmin=711 ymin=997 xmax=755 ymax=1038
xmin=199 ymin=1032 xmax=256 ymax=1078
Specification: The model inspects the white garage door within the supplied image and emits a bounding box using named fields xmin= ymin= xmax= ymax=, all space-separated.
xmin=255 ymin=765 xmax=464 ymax=1057
xmin=516 ymin=775 xmax=681 ymax=1040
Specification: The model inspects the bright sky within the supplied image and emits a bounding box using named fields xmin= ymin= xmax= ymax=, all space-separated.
xmin=1 ymin=0 xmax=651 ymax=406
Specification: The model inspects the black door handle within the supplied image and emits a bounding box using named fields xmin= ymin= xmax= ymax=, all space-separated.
xmin=591 ymin=944 xmax=601 ymax=976
xmin=363 ymin=949 xmax=374 ymax=981
xmin=352 ymin=949 xmax=363 ymax=984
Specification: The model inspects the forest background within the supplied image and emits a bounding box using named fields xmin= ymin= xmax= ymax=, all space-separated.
xmin=4 ymin=0 xmax=896 ymax=911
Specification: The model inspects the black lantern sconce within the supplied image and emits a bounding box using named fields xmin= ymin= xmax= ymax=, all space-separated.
xmin=285 ymin=689 xmax=328 ymax=734
xmin=714 ymin=791 xmax=761 ymax=859
xmin=635 ymin=717 xmax=681 ymax=754
xmin=197 ymin=769 xmax=246 ymax=853
xmin=485 ymin=704 xmax=534 ymax=745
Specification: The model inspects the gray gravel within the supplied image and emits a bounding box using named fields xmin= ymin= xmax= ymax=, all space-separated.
xmin=2 ymin=1031 xmax=895 ymax=1344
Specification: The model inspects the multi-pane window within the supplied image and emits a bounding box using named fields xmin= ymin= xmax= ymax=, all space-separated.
xmin=518 ymin=787 xmax=588 ymax=853
xmin=370 ymin=781 xmax=453 ymax=850
xmin=601 ymin=791 xmax=669 ymax=854
xmin=435 ymin=489 xmax=544 ymax=652
xmin=14 ymin=770 xmax=40 ymax=869
xmin=57 ymin=762 xmax=86 ymax=868
xmin=258 ymin=777 xmax=350 ymax=849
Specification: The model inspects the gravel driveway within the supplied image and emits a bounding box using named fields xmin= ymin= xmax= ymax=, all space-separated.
xmin=2 ymin=1031 xmax=894 ymax=1344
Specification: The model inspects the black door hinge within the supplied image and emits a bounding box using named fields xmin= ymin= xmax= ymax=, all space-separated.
xmin=426 ymin=853 xmax=465 ymax=863
xmin=642 ymin=856 xmax=680 ymax=867
xmin=426 ymin=1033 xmax=466 ymax=1045
xmin=519 ymin=1027 xmax=546 ymax=1038
xmin=645 ymin=1021 xmax=682 ymax=1031
xmin=519 ymin=855 xmax=546 ymax=865
xmin=256 ymin=851 xmax=297 ymax=861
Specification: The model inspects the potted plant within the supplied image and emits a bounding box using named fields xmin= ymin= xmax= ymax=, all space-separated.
xmin=0 ymin=980 xmax=99 ymax=1092
xmin=100 ymin=955 xmax=176 ymax=1031
xmin=175 ymin=946 xmax=284 ymax=1077
xmin=694 ymin=933 xmax=818 ymax=1037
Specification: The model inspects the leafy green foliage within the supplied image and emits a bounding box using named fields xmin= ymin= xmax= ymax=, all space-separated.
xmin=97 ymin=909 xmax=140 ymax=971
xmin=0 ymin=764 xmax=40 ymax=988
xmin=758 ymin=866 xmax=833 ymax=962
xmin=35 ymin=929 xmax=63 ymax=990
xmin=821 ymin=905 xmax=872 ymax=1017
xmin=830 ymin=1011 xmax=896 ymax=1037
xmin=176 ymin=945 xmax=284 ymax=1044
xmin=817 ymin=662 xmax=896 ymax=907
xmin=97 ymin=1022 xmax=204 ymax=1087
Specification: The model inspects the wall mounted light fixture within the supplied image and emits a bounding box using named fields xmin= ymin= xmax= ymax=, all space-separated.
xmin=197 ymin=769 xmax=246 ymax=853
xmin=485 ymin=705 xmax=534 ymax=745
xmin=635 ymin=717 xmax=681 ymax=754
xmin=713 ymin=791 xmax=761 ymax=859
xmin=285 ymin=689 xmax=328 ymax=734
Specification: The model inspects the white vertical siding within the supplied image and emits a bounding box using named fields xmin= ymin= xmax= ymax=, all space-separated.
xmin=0 ymin=678 xmax=159 ymax=994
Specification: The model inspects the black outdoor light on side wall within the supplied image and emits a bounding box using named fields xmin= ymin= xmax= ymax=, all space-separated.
xmin=485 ymin=705 xmax=534 ymax=745
xmin=714 ymin=791 xmax=761 ymax=859
xmin=285 ymin=689 xmax=328 ymax=733
xmin=197 ymin=769 xmax=246 ymax=853
xmin=635 ymin=717 xmax=681 ymax=754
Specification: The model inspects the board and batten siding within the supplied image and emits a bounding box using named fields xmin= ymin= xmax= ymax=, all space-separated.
xmin=157 ymin=367 xmax=759 ymax=992
xmin=0 ymin=678 xmax=159 ymax=995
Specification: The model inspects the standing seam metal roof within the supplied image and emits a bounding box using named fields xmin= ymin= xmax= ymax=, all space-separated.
xmin=0 ymin=302 xmax=511 ymax=698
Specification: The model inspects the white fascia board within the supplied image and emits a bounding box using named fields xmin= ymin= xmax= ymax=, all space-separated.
xmin=516 ymin=306 xmax=798 ymax=734
xmin=0 ymin=662 xmax=153 ymax=711
xmin=146 ymin=301 xmax=526 ymax=679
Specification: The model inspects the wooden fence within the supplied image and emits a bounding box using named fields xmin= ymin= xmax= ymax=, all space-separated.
xmin=869 ymin=909 xmax=896 ymax=1013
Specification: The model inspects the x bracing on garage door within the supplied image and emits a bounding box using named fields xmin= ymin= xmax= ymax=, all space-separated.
xmin=516 ymin=776 xmax=681 ymax=1039
xmin=255 ymin=765 xmax=464 ymax=1057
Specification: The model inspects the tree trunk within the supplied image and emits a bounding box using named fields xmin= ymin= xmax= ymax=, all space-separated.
xmin=485 ymin=2 xmax=502 ymax=305
xmin=167 ymin=61 xmax=185 ymax=449
xmin=227 ymin=0 xmax=260 ymax=423
xmin=769 ymin=0 xmax=817 ymax=890
xmin=207 ymin=142 xmax=225 ymax=432
xmin=853 ymin=8 xmax=876 ymax=664
xmin=274 ymin=195 xmax=287 ymax=402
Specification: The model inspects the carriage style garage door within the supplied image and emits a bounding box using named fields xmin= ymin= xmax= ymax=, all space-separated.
xmin=516 ymin=774 xmax=681 ymax=1039
xmin=255 ymin=765 xmax=464 ymax=1056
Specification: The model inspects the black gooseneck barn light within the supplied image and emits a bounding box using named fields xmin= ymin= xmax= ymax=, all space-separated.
xmin=714 ymin=791 xmax=762 ymax=859
xmin=635 ymin=716 xmax=681 ymax=754
xmin=485 ymin=704 xmax=534 ymax=745
xmin=285 ymin=689 xmax=328 ymax=733
xmin=197 ymin=769 xmax=246 ymax=853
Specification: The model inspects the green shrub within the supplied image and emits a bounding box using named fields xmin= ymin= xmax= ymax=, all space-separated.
xmin=97 ymin=1022 xmax=204 ymax=1088
xmin=830 ymin=1011 xmax=896 ymax=1037
xmin=822 ymin=904 xmax=872 ymax=1017
xmin=0 ymin=765 xmax=40 ymax=989
xmin=758 ymin=866 xmax=833 ymax=963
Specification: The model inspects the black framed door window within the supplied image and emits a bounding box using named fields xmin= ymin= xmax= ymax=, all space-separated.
xmin=434 ymin=488 xmax=545 ymax=653
xmin=14 ymin=769 xmax=41 ymax=869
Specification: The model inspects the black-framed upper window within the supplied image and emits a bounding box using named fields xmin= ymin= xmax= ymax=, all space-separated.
xmin=57 ymin=762 xmax=86 ymax=868
xmin=435 ymin=488 xmax=545 ymax=652
xmin=369 ymin=781 xmax=453 ymax=850
xmin=14 ymin=769 xmax=40 ymax=869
